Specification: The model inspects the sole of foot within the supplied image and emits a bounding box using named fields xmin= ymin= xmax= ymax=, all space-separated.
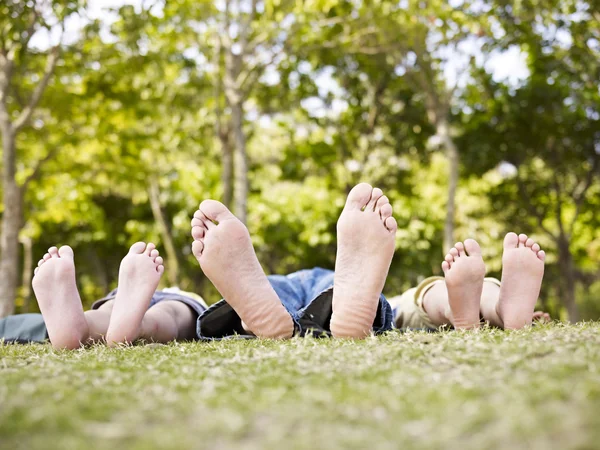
xmin=330 ymin=183 xmax=397 ymax=339
xmin=32 ymin=246 xmax=88 ymax=350
xmin=105 ymin=242 xmax=164 ymax=346
xmin=497 ymin=233 xmax=546 ymax=330
xmin=191 ymin=200 xmax=293 ymax=339
xmin=442 ymin=240 xmax=486 ymax=329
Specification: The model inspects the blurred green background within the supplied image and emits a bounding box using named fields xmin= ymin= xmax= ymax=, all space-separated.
xmin=0 ymin=0 xmax=598 ymax=321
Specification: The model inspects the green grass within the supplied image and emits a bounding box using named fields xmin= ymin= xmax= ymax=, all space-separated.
xmin=1 ymin=323 xmax=600 ymax=450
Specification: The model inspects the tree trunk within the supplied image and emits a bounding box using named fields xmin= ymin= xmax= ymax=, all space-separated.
xmin=231 ymin=99 xmax=248 ymax=224
xmin=19 ymin=235 xmax=33 ymax=313
xmin=438 ymin=118 xmax=459 ymax=253
xmin=221 ymin=131 xmax=234 ymax=208
xmin=0 ymin=131 xmax=23 ymax=317
xmin=148 ymin=178 xmax=180 ymax=286
xmin=213 ymin=38 xmax=234 ymax=209
xmin=557 ymin=234 xmax=580 ymax=322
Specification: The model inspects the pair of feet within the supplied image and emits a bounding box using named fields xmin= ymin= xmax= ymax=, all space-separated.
xmin=33 ymin=243 xmax=165 ymax=348
xmin=441 ymin=234 xmax=546 ymax=330
xmin=191 ymin=183 xmax=398 ymax=339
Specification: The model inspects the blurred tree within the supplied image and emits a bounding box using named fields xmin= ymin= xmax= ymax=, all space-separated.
xmin=292 ymin=0 xmax=487 ymax=252
xmin=168 ymin=0 xmax=300 ymax=224
xmin=459 ymin=0 xmax=600 ymax=320
xmin=1 ymin=0 xmax=597 ymax=320
xmin=0 ymin=0 xmax=85 ymax=317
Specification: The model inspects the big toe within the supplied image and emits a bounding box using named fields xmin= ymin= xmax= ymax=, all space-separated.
xmin=58 ymin=246 xmax=74 ymax=260
xmin=503 ymin=232 xmax=519 ymax=249
xmin=129 ymin=242 xmax=147 ymax=254
xmin=199 ymin=199 xmax=236 ymax=224
xmin=345 ymin=183 xmax=373 ymax=210
xmin=464 ymin=239 xmax=482 ymax=256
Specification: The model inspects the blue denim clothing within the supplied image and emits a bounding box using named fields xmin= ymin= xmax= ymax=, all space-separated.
xmin=196 ymin=268 xmax=394 ymax=339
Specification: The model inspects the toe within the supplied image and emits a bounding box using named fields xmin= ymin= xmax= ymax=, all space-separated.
xmin=367 ymin=187 xmax=383 ymax=211
xmin=144 ymin=243 xmax=156 ymax=256
xmin=537 ymin=250 xmax=546 ymax=262
xmin=445 ymin=254 xmax=454 ymax=263
xmin=464 ymin=239 xmax=482 ymax=256
xmin=379 ymin=204 xmax=393 ymax=220
xmin=532 ymin=243 xmax=541 ymax=253
xmin=192 ymin=240 xmax=204 ymax=258
xmin=191 ymin=226 xmax=205 ymax=240
xmin=450 ymin=248 xmax=459 ymax=258
xmin=199 ymin=199 xmax=237 ymax=225
xmin=526 ymin=238 xmax=535 ymax=248
xmin=58 ymin=246 xmax=74 ymax=260
xmin=384 ymin=216 xmax=397 ymax=233
xmin=518 ymin=234 xmax=528 ymax=247
xmin=129 ymin=242 xmax=147 ymax=254
xmin=157 ymin=265 xmax=165 ymax=275
xmin=345 ymin=183 xmax=373 ymax=211
xmin=455 ymin=242 xmax=465 ymax=256
xmin=503 ymin=232 xmax=519 ymax=249
xmin=376 ymin=195 xmax=389 ymax=208
xmin=442 ymin=261 xmax=450 ymax=275
xmin=48 ymin=247 xmax=59 ymax=258
xmin=150 ymin=249 xmax=159 ymax=260
xmin=37 ymin=259 xmax=45 ymax=267
xmin=191 ymin=217 xmax=205 ymax=229
xmin=34 ymin=267 xmax=39 ymax=276
xmin=155 ymin=256 xmax=163 ymax=266
xmin=43 ymin=253 xmax=51 ymax=262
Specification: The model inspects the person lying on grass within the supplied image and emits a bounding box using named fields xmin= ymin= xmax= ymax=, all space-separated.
xmin=32 ymin=243 xmax=207 ymax=349
xmin=387 ymin=234 xmax=550 ymax=331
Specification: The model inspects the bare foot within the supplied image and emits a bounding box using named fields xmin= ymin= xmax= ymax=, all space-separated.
xmin=497 ymin=233 xmax=546 ymax=330
xmin=191 ymin=200 xmax=293 ymax=339
xmin=105 ymin=242 xmax=165 ymax=345
xmin=441 ymin=240 xmax=486 ymax=329
xmin=330 ymin=183 xmax=397 ymax=338
xmin=32 ymin=246 xmax=88 ymax=350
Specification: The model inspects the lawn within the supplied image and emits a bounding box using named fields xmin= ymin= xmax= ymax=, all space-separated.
xmin=1 ymin=323 xmax=599 ymax=450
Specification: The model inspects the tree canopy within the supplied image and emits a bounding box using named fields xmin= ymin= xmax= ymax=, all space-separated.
xmin=0 ymin=0 xmax=598 ymax=320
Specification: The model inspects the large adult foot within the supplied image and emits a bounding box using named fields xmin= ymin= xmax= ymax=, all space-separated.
xmin=442 ymin=240 xmax=486 ymax=329
xmin=191 ymin=200 xmax=293 ymax=339
xmin=330 ymin=183 xmax=397 ymax=338
xmin=32 ymin=246 xmax=89 ymax=350
xmin=105 ymin=242 xmax=164 ymax=345
xmin=497 ymin=233 xmax=546 ymax=330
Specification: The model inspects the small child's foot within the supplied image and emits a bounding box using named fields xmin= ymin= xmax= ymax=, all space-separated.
xmin=191 ymin=200 xmax=293 ymax=339
xmin=497 ymin=233 xmax=546 ymax=330
xmin=32 ymin=246 xmax=88 ymax=349
xmin=330 ymin=183 xmax=397 ymax=338
xmin=106 ymin=242 xmax=164 ymax=345
xmin=442 ymin=240 xmax=486 ymax=329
